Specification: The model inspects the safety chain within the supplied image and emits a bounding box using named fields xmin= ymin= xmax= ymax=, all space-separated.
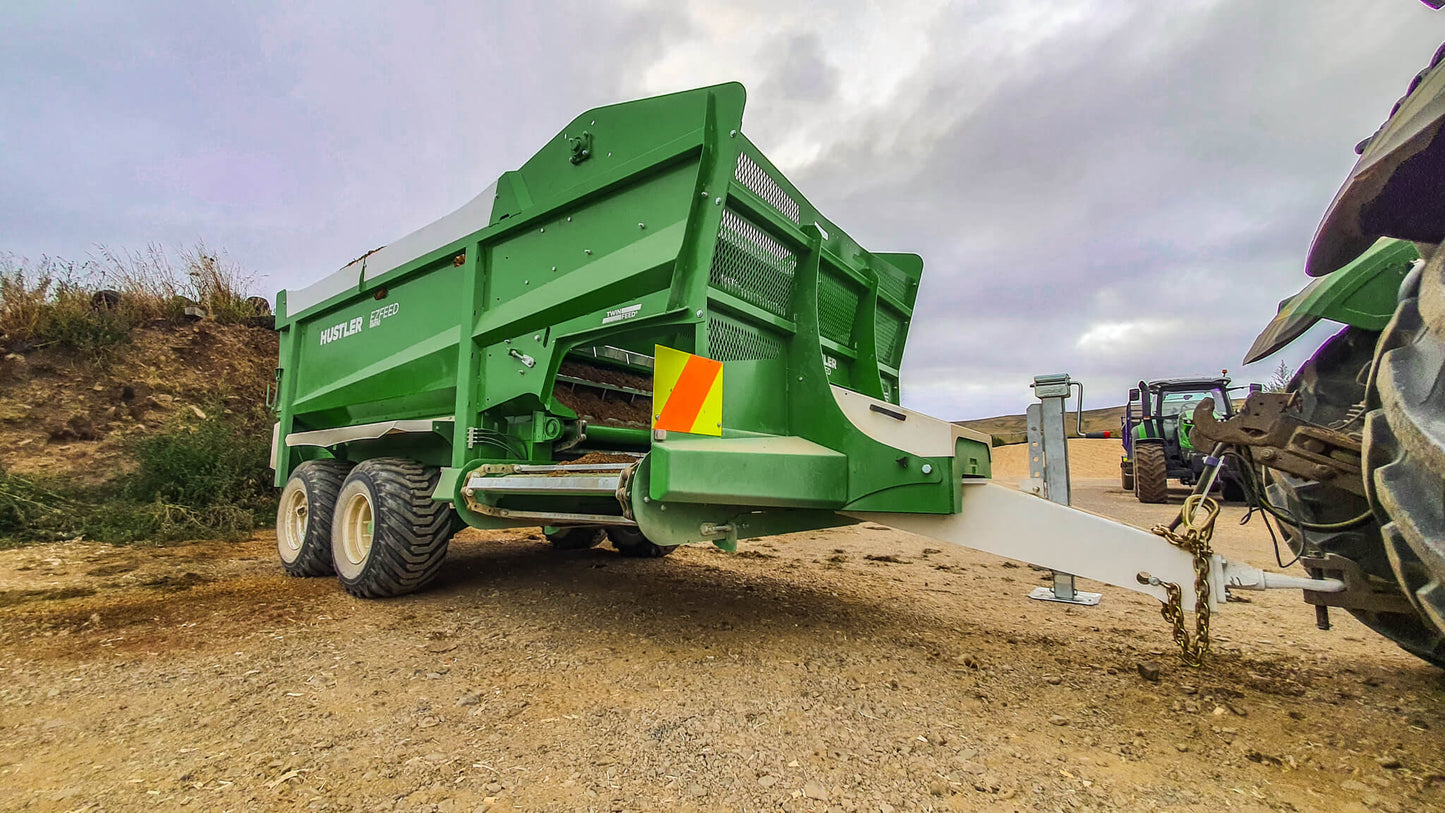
xmin=1150 ymin=494 xmax=1220 ymax=666
xmin=615 ymin=462 xmax=637 ymax=521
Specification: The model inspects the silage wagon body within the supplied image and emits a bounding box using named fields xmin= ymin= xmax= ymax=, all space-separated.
xmin=271 ymin=83 xmax=1298 ymax=632
xmin=275 ymin=83 xmax=990 ymax=540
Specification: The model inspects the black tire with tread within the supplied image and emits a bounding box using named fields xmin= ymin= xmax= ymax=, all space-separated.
xmin=1132 ymin=443 xmax=1168 ymax=504
xmin=1120 ymin=460 xmax=1134 ymax=491
xmin=332 ymin=458 xmax=454 ymax=599
xmin=1363 ymin=250 xmax=1445 ymax=654
xmin=1267 ymin=326 xmax=1445 ymax=668
xmin=545 ymin=526 xmax=606 ymax=550
xmin=606 ymin=526 xmax=675 ymax=558
xmin=277 ymin=459 xmax=352 ymax=577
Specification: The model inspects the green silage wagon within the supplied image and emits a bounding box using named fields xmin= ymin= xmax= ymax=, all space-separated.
xmin=271 ymin=83 xmax=1316 ymax=654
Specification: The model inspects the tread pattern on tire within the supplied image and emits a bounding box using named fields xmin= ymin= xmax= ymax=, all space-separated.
xmin=1364 ymin=250 xmax=1445 ymax=645
xmin=606 ymin=526 xmax=675 ymax=558
xmin=335 ymin=458 xmax=454 ymax=599
xmin=1267 ymin=326 xmax=1445 ymax=668
xmin=1120 ymin=460 xmax=1134 ymax=491
xmin=279 ymin=459 xmax=352 ymax=578
xmin=545 ymin=526 xmax=606 ymax=550
xmin=1132 ymin=443 xmax=1168 ymax=504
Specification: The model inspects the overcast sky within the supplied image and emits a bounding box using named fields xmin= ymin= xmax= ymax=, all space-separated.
xmin=3 ymin=1 xmax=1441 ymax=419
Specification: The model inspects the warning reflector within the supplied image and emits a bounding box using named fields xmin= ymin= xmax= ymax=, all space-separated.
xmin=652 ymin=345 xmax=723 ymax=436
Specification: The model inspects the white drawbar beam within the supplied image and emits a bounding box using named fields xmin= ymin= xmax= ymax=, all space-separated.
xmin=852 ymin=482 xmax=1345 ymax=612
xmin=849 ymin=481 xmax=1222 ymax=611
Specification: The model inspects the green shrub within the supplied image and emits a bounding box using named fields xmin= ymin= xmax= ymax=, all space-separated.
xmin=125 ymin=408 xmax=275 ymax=514
xmin=0 ymin=466 xmax=84 ymax=547
xmin=0 ymin=410 xmax=276 ymax=548
xmin=42 ymin=287 xmax=134 ymax=356
xmin=82 ymin=499 xmax=260 ymax=545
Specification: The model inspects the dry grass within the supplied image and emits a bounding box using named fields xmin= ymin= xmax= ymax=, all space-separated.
xmin=0 ymin=242 xmax=267 ymax=354
xmin=0 ymin=255 xmax=84 ymax=345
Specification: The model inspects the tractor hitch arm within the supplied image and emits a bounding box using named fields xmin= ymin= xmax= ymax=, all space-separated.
xmin=1189 ymin=393 xmax=1364 ymax=495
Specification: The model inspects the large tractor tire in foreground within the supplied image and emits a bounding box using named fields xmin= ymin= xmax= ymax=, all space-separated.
xmin=1132 ymin=443 xmax=1169 ymax=504
xmin=276 ymin=459 xmax=353 ymax=577
xmin=331 ymin=458 xmax=454 ymax=599
xmin=1365 ymin=251 xmax=1445 ymax=651
xmin=1265 ymin=326 xmax=1445 ymax=668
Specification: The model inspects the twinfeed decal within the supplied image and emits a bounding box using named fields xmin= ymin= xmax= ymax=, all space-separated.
xmin=602 ymin=303 xmax=642 ymax=325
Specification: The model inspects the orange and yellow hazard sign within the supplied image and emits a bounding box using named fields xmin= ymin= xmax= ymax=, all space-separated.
xmin=652 ymin=345 xmax=723 ymax=436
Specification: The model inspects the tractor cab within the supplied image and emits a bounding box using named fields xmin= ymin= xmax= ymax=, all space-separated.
xmin=1121 ymin=377 xmax=1245 ymax=503
xmin=1157 ymin=383 xmax=1231 ymax=451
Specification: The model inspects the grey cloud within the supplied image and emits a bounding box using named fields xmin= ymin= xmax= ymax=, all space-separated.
xmin=2 ymin=0 xmax=1440 ymax=421
xmin=765 ymin=33 xmax=840 ymax=101
xmin=767 ymin=1 xmax=1442 ymax=416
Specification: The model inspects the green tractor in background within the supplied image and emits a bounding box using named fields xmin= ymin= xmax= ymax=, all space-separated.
xmin=1120 ymin=377 xmax=1251 ymax=503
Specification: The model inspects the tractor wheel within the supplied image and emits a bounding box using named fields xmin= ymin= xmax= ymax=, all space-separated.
xmin=545 ymin=526 xmax=606 ymax=550
xmin=1120 ymin=459 xmax=1134 ymax=491
xmin=331 ymin=458 xmax=454 ymax=599
xmin=1132 ymin=443 xmax=1168 ymax=504
xmin=606 ymin=526 xmax=676 ymax=558
xmin=1221 ymin=475 xmax=1247 ymax=503
xmin=1267 ymin=325 xmax=1445 ymax=668
xmin=276 ymin=459 xmax=352 ymax=577
xmin=1363 ymin=250 xmax=1445 ymax=655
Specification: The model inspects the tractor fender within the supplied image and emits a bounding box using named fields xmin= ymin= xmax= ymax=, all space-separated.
xmin=1306 ymin=42 xmax=1445 ymax=277
xmin=1245 ymin=238 xmax=1420 ymax=364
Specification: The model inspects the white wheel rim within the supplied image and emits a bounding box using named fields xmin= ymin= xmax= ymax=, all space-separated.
xmin=339 ymin=488 xmax=375 ymax=567
xmin=277 ymin=482 xmax=308 ymax=563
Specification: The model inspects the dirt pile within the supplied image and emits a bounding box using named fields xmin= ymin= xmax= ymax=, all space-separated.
xmin=0 ymin=323 xmax=277 ymax=483
xmin=958 ymin=405 xmax=1126 ymax=447
xmin=990 ymin=437 xmax=1124 ymax=481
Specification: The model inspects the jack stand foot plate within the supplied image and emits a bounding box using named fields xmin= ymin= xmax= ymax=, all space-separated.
xmin=1029 ymin=586 xmax=1102 ymax=606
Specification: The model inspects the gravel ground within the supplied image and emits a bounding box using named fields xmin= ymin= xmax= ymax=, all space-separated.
xmin=2 ymin=478 xmax=1443 ymax=812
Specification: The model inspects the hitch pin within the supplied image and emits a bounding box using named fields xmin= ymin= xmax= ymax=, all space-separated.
xmin=1140 ymin=567 xmax=1346 ymax=593
xmin=509 ymin=348 xmax=536 ymax=368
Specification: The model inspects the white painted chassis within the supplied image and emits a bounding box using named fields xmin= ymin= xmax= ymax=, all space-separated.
xmin=835 ymin=388 xmax=1339 ymax=612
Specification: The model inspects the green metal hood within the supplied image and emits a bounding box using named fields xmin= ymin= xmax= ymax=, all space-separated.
xmin=1245 ymin=238 xmax=1419 ymax=364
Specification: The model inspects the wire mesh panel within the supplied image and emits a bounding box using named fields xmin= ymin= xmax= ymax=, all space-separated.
xmin=818 ymin=273 xmax=860 ymax=346
xmin=735 ymin=152 xmax=801 ymax=223
xmin=876 ymin=266 xmax=910 ymax=304
xmin=876 ymin=309 xmax=907 ymax=367
xmin=703 ymin=137 xmax=916 ymax=405
xmin=708 ymin=312 xmax=786 ymax=362
xmin=709 ymin=208 xmax=797 ymax=319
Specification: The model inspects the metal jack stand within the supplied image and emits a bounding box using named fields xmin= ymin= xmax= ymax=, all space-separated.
xmin=1025 ymin=373 xmax=1102 ymax=606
